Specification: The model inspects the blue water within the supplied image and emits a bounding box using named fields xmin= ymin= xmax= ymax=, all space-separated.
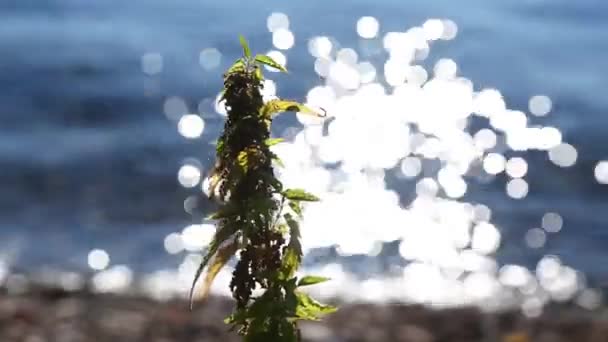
xmin=1 ymin=0 xmax=608 ymax=283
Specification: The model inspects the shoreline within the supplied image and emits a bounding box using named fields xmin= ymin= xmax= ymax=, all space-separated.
xmin=1 ymin=285 xmax=607 ymax=341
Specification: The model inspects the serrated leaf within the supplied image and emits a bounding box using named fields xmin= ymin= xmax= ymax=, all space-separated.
xmin=297 ymin=276 xmax=330 ymax=287
xmin=294 ymin=291 xmax=337 ymax=320
xmin=189 ymin=223 xmax=239 ymax=309
xmin=239 ymin=35 xmax=251 ymax=58
xmin=255 ymin=54 xmax=287 ymax=73
xmin=283 ymin=188 xmax=320 ymax=202
xmin=264 ymin=137 xmax=284 ymax=146
xmin=260 ymin=99 xmax=325 ymax=119
xmin=190 ymin=236 xmax=240 ymax=307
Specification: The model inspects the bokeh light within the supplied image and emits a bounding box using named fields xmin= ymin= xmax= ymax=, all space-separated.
xmin=267 ymin=12 xmax=289 ymax=32
xmin=525 ymin=228 xmax=546 ymax=248
xmin=88 ymin=249 xmax=110 ymax=271
xmin=594 ymin=161 xmax=608 ymax=184
xmin=506 ymin=178 xmax=529 ymax=199
xmin=150 ymin=16 xmax=595 ymax=313
xmin=163 ymin=96 xmax=188 ymax=121
xmin=273 ymin=28 xmax=295 ymax=50
xmin=141 ymin=52 xmax=163 ymax=75
xmin=357 ymin=16 xmax=380 ymax=39
xmin=529 ymin=95 xmax=552 ymax=116
xmin=164 ymin=232 xmax=184 ymax=255
xmin=177 ymin=164 xmax=201 ymax=188
xmin=177 ymin=114 xmax=205 ymax=139
xmin=548 ymin=143 xmax=578 ymax=167
xmin=199 ymin=48 xmax=222 ymax=70
xmin=542 ymin=212 xmax=563 ymax=233
xmin=505 ymin=157 xmax=528 ymax=178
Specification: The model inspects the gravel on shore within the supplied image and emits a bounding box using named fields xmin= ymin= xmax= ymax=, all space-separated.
xmin=1 ymin=286 xmax=608 ymax=342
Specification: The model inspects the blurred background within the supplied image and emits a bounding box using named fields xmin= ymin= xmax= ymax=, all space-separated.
xmin=1 ymin=0 xmax=608 ymax=339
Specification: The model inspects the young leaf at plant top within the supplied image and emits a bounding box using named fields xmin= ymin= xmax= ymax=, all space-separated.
xmin=239 ymin=35 xmax=252 ymax=58
xmin=255 ymin=54 xmax=287 ymax=73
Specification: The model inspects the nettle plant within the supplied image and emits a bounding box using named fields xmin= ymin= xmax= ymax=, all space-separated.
xmin=189 ymin=36 xmax=336 ymax=341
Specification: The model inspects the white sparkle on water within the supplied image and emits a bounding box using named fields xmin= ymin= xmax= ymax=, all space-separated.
xmin=400 ymin=157 xmax=422 ymax=178
xmin=529 ymin=95 xmax=552 ymax=116
xmin=199 ymin=48 xmax=222 ymax=70
xmin=506 ymin=157 xmax=528 ymax=178
xmin=163 ymin=96 xmax=188 ymax=121
xmin=141 ymin=52 xmax=163 ymax=75
xmin=549 ymin=143 xmax=578 ymax=167
xmin=525 ymin=228 xmax=547 ymax=249
xmin=88 ymin=249 xmax=110 ymax=271
xmin=267 ymin=12 xmax=290 ymax=32
xmin=177 ymin=114 xmax=205 ymax=139
xmin=357 ymin=16 xmax=380 ymax=39
xmin=507 ymin=178 xmax=529 ymax=199
xmin=308 ymin=36 xmax=333 ymax=58
xmin=181 ymin=224 xmax=215 ymax=252
xmin=422 ymin=19 xmax=444 ymax=41
xmin=273 ymin=28 xmax=295 ymax=50
xmin=152 ymin=16 xmax=595 ymax=312
xmin=594 ymin=161 xmax=608 ymax=184
xmin=542 ymin=212 xmax=563 ymax=233
xmin=483 ymin=153 xmax=506 ymax=175
xmin=177 ymin=164 xmax=201 ymax=188
xmin=164 ymin=232 xmax=184 ymax=255
xmin=440 ymin=19 xmax=458 ymax=40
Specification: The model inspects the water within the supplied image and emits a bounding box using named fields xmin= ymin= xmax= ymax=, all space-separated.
xmin=1 ymin=0 xmax=608 ymax=305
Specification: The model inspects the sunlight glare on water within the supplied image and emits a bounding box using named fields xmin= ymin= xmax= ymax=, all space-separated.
xmin=157 ymin=15 xmax=605 ymax=312
xmin=357 ymin=16 xmax=380 ymax=39
xmin=273 ymin=28 xmax=295 ymax=50
xmin=267 ymin=12 xmax=289 ymax=32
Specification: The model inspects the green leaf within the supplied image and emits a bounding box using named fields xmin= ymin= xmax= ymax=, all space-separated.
xmin=255 ymin=54 xmax=287 ymax=73
xmin=226 ymin=58 xmax=246 ymax=75
xmin=260 ymin=99 xmax=326 ymax=119
xmin=189 ymin=223 xmax=239 ymax=309
xmin=190 ymin=236 xmax=239 ymax=307
xmin=264 ymin=137 xmax=284 ymax=146
xmin=216 ymin=139 xmax=225 ymax=154
xmin=272 ymin=154 xmax=285 ymax=168
xmin=288 ymin=200 xmax=302 ymax=217
xmin=237 ymin=150 xmax=249 ymax=173
xmin=254 ymin=66 xmax=264 ymax=81
xmin=294 ymin=291 xmax=337 ymax=320
xmin=283 ymin=188 xmax=320 ymax=202
xmin=279 ymin=213 xmax=302 ymax=281
xmin=239 ymin=35 xmax=252 ymax=58
xmin=297 ymin=276 xmax=331 ymax=287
